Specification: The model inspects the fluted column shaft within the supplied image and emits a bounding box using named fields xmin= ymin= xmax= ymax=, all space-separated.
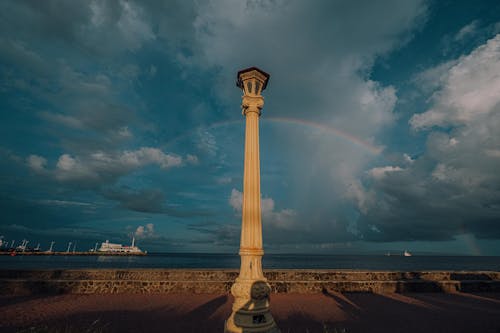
xmin=239 ymin=98 xmax=264 ymax=280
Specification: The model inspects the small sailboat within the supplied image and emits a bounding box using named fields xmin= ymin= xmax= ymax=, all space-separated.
xmin=403 ymin=250 xmax=412 ymax=257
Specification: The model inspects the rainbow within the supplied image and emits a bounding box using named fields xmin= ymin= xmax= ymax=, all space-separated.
xmin=164 ymin=117 xmax=383 ymax=155
xmin=264 ymin=117 xmax=383 ymax=155
xmin=458 ymin=227 xmax=482 ymax=256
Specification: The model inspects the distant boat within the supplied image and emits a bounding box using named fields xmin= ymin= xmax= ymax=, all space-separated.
xmin=403 ymin=250 xmax=412 ymax=257
xmin=98 ymin=237 xmax=144 ymax=254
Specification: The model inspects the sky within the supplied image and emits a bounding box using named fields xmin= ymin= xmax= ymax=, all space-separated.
xmin=1 ymin=0 xmax=500 ymax=255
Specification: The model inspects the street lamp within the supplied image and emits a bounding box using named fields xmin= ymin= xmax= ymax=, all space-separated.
xmin=225 ymin=67 xmax=279 ymax=333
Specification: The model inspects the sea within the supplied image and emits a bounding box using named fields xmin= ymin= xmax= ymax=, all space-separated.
xmin=1 ymin=253 xmax=499 ymax=271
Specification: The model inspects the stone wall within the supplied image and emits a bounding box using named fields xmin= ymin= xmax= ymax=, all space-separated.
xmin=1 ymin=269 xmax=499 ymax=295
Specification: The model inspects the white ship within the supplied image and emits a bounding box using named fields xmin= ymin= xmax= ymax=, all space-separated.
xmin=97 ymin=237 xmax=144 ymax=254
xmin=403 ymin=250 xmax=412 ymax=257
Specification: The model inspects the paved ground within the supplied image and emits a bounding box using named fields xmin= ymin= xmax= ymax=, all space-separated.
xmin=1 ymin=292 xmax=500 ymax=332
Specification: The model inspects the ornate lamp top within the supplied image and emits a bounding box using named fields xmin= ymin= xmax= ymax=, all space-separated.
xmin=236 ymin=67 xmax=270 ymax=96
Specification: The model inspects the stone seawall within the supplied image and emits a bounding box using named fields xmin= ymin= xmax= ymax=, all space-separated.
xmin=1 ymin=269 xmax=499 ymax=295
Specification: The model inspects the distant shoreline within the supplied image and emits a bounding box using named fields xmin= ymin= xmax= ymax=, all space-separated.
xmin=0 ymin=251 xmax=146 ymax=256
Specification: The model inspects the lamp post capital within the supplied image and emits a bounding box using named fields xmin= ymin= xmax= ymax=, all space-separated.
xmin=242 ymin=95 xmax=264 ymax=116
xmin=237 ymin=67 xmax=269 ymax=116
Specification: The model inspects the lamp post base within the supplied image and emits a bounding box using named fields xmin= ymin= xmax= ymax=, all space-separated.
xmin=224 ymin=278 xmax=280 ymax=333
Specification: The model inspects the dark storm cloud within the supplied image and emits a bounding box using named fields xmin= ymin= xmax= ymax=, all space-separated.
xmin=186 ymin=221 xmax=240 ymax=247
xmin=102 ymin=186 xmax=213 ymax=217
xmin=0 ymin=0 xmax=155 ymax=55
xmin=103 ymin=187 xmax=167 ymax=213
xmin=356 ymin=156 xmax=500 ymax=242
xmin=0 ymin=195 xmax=96 ymax=229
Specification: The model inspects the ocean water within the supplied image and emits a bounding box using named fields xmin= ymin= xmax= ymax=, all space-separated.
xmin=0 ymin=253 xmax=499 ymax=271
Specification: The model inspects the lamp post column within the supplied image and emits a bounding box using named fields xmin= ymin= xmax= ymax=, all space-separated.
xmin=240 ymin=96 xmax=264 ymax=280
xmin=225 ymin=67 xmax=279 ymax=333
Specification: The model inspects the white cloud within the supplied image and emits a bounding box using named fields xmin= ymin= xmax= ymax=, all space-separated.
xmin=57 ymin=154 xmax=77 ymax=171
xmin=119 ymin=147 xmax=182 ymax=169
xmin=217 ymin=176 xmax=232 ymax=184
xmin=454 ymin=20 xmax=479 ymax=41
xmin=117 ymin=126 xmax=133 ymax=138
xmin=27 ymin=154 xmax=47 ymax=171
xmin=116 ymin=1 xmax=155 ymax=50
xmin=149 ymin=65 xmax=157 ymax=77
xmin=39 ymin=111 xmax=84 ymax=129
xmin=186 ymin=154 xmax=199 ymax=164
xmin=134 ymin=223 xmax=155 ymax=239
xmin=229 ymin=189 xmax=296 ymax=229
xmin=345 ymin=180 xmax=375 ymax=214
xmin=411 ymin=34 xmax=500 ymax=130
xmin=262 ymin=197 xmax=297 ymax=229
xmin=484 ymin=149 xmax=500 ymax=158
xmin=86 ymin=0 xmax=155 ymax=52
xmin=403 ymin=153 xmax=414 ymax=164
xmin=38 ymin=199 xmax=92 ymax=207
xmin=197 ymin=129 xmax=217 ymax=156
xmin=368 ymin=166 xmax=403 ymax=180
xmin=412 ymin=59 xmax=459 ymax=93
xmin=229 ymin=188 xmax=242 ymax=211
xmin=34 ymin=147 xmax=185 ymax=184
xmin=55 ymin=154 xmax=95 ymax=181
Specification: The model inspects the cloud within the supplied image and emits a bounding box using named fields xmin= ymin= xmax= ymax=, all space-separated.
xmin=103 ymin=188 xmax=167 ymax=213
xmin=27 ymin=154 xmax=47 ymax=172
xmin=345 ymin=180 xmax=375 ymax=215
xmin=42 ymin=147 xmax=183 ymax=184
xmin=229 ymin=188 xmax=243 ymax=211
xmin=0 ymin=1 xmax=154 ymax=55
xmin=353 ymin=35 xmax=500 ymax=242
xmin=0 ymin=195 xmax=93 ymax=230
xmin=216 ymin=176 xmax=232 ymax=185
xmin=229 ymin=189 xmax=297 ymax=229
xmin=134 ymin=223 xmax=155 ymax=239
xmin=368 ymin=166 xmax=404 ymax=180
xmin=0 ymin=38 xmax=49 ymax=76
xmin=454 ymin=20 xmax=480 ymax=41
xmin=484 ymin=149 xmax=500 ymax=158
xmin=0 ymin=36 xmax=144 ymax=154
xmin=186 ymin=154 xmax=199 ymax=165
xmin=119 ymin=147 xmax=182 ymax=169
xmin=410 ymin=34 xmax=500 ymax=129
xmin=196 ymin=129 xmax=218 ymax=157
xmin=261 ymin=197 xmax=297 ymax=230
xmin=38 ymin=199 xmax=92 ymax=207
xmin=186 ymin=221 xmax=241 ymax=247
xmin=412 ymin=59 xmax=459 ymax=94
xmin=102 ymin=186 xmax=213 ymax=217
